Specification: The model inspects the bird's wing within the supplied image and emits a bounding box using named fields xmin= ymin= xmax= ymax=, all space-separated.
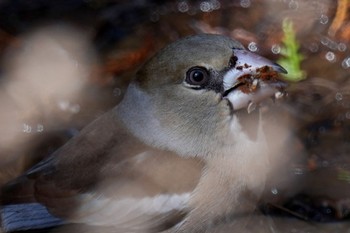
xmin=59 ymin=150 xmax=203 ymax=232
xmin=2 ymin=111 xmax=204 ymax=232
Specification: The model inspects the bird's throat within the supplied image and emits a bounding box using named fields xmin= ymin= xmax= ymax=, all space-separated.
xmin=235 ymin=108 xmax=261 ymax=141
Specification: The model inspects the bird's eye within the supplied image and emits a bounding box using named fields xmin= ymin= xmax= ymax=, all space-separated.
xmin=185 ymin=67 xmax=209 ymax=87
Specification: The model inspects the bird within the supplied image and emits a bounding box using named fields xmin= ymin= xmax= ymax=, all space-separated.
xmin=1 ymin=34 xmax=287 ymax=233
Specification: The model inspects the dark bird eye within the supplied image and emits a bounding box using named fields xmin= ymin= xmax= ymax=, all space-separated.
xmin=186 ymin=67 xmax=209 ymax=86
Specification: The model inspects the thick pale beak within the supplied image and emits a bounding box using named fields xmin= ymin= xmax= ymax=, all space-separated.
xmin=223 ymin=49 xmax=287 ymax=112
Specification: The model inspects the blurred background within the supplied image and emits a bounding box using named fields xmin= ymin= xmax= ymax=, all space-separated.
xmin=0 ymin=0 xmax=350 ymax=232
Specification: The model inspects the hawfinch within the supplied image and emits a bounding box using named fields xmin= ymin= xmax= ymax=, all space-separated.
xmin=1 ymin=34 xmax=287 ymax=233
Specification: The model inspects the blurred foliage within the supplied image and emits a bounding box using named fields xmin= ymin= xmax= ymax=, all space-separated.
xmin=337 ymin=169 xmax=350 ymax=183
xmin=278 ymin=19 xmax=306 ymax=82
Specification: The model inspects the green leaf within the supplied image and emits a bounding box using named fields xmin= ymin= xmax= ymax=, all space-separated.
xmin=277 ymin=19 xmax=306 ymax=82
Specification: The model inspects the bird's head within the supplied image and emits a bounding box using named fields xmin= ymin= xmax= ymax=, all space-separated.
xmin=117 ymin=34 xmax=287 ymax=158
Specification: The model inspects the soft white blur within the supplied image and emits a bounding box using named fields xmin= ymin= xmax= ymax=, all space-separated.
xmin=0 ymin=25 xmax=95 ymax=183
